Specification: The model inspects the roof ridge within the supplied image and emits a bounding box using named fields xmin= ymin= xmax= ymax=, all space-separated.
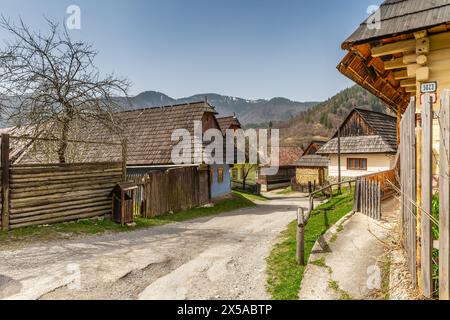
xmin=117 ymin=101 xmax=214 ymax=114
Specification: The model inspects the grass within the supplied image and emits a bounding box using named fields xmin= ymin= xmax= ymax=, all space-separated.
xmin=277 ymin=187 xmax=294 ymax=195
xmin=0 ymin=191 xmax=258 ymax=245
xmin=266 ymin=189 xmax=354 ymax=300
xmin=233 ymin=190 xmax=269 ymax=202
xmin=328 ymin=280 xmax=353 ymax=300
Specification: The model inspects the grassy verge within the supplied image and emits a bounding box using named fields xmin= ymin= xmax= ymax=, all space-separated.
xmin=277 ymin=187 xmax=294 ymax=195
xmin=0 ymin=191 xmax=258 ymax=245
xmin=266 ymin=189 xmax=354 ymax=300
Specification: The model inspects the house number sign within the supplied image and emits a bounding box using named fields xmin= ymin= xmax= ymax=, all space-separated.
xmin=421 ymin=81 xmax=437 ymax=93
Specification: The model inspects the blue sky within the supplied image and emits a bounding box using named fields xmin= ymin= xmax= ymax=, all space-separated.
xmin=0 ymin=0 xmax=383 ymax=101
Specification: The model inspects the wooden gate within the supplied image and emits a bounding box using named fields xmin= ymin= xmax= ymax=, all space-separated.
xmin=139 ymin=166 xmax=209 ymax=218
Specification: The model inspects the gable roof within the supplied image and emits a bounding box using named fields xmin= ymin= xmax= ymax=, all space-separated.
xmin=216 ymin=116 xmax=242 ymax=135
xmin=295 ymin=155 xmax=329 ymax=168
xmin=303 ymin=141 xmax=326 ymax=155
xmin=343 ymin=0 xmax=450 ymax=48
xmin=278 ymin=146 xmax=304 ymax=166
xmin=318 ymin=108 xmax=397 ymax=155
xmin=11 ymin=102 xmax=219 ymax=165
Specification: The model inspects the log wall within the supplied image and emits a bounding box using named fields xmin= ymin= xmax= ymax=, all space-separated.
xmin=6 ymin=162 xmax=122 ymax=229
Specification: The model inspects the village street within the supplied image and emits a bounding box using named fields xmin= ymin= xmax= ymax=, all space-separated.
xmin=0 ymin=192 xmax=308 ymax=300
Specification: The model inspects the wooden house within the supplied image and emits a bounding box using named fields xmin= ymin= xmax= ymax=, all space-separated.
xmin=257 ymin=146 xmax=303 ymax=192
xmin=216 ymin=116 xmax=242 ymax=135
xmin=318 ymin=109 xmax=397 ymax=181
xmin=338 ymin=0 xmax=450 ymax=299
xmin=293 ymin=141 xmax=329 ymax=191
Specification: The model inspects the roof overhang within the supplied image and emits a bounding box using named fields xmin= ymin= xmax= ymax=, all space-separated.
xmin=338 ymin=21 xmax=450 ymax=115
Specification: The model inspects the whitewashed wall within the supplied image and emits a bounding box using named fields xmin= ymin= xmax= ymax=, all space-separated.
xmin=328 ymin=153 xmax=395 ymax=178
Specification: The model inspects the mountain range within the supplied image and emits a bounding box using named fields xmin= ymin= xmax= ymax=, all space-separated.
xmin=117 ymin=91 xmax=319 ymax=125
xmin=277 ymin=85 xmax=393 ymax=147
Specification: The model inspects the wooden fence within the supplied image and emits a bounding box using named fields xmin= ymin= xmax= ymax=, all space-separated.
xmin=353 ymin=170 xmax=398 ymax=220
xmin=400 ymin=97 xmax=418 ymax=289
xmin=399 ymin=91 xmax=450 ymax=299
xmin=134 ymin=166 xmax=210 ymax=218
xmin=1 ymin=134 xmax=125 ymax=231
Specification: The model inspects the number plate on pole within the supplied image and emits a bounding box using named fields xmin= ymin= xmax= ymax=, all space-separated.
xmin=421 ymin=82 xmax=437 ymax=93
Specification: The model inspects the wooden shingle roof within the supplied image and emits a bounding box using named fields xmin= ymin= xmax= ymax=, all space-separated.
xmin=216 ymin=116 xmax=241 ymax=135
xmin=318 ymin=108 xmax=397 ymax=155
xmin=295 ymin=155 xmax=329 ymax=168
xmin=343 ymin=0 xmax=450 ymax=48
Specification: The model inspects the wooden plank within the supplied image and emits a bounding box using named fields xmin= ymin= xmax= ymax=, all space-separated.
xmin=1 ymin=134 xmax=10 ymax=231
xmin=384 ymin=57 xmax=406 ymax=70
xmin=371 ymin=39 xmax=416 ymax=57
xmin=440 ymin=89 xmax=450 ymax=300
xmin=421 ymin=94 xmax=433 ymax=298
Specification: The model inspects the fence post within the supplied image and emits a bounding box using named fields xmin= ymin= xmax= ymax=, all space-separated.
xmin=1 ymin=134 xmax=10 ymax=231
xmin=421 ymin=94 xmax=433 ymax=298
xmin=122 ymin=139 xmax=127 ymax=181
xmin=440 ymin=89 xmax=450 ymax=300
xmin=297 ymin=207 xmax=305 ymax=266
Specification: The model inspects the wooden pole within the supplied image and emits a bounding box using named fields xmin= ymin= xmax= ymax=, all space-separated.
xmin=421 ymin=94 xmax=433 ymax=298
xmin=416 ymin=108 xmax=423 ymax=291
xmin=440 ymin=89 xmax=450 ymax=300
xmin=297 ymin=207 xmax=305 ymax=266
xmin=338 ymin=128 xmax=342 ymax=193
xmin=122 ymin=139 xmax=127 ymax=181
xmin=1 ymin=134 xmax=10 ymax=231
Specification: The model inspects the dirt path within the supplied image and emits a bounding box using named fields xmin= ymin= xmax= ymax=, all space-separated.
xmin=0 ymin=192 xmax=308 ymax=300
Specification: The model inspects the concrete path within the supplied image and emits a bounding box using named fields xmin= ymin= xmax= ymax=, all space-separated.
xmin=299 ymin=198 xmax=398 ymax=300
xmin=0 ymin=192 xmax=308 ymax=300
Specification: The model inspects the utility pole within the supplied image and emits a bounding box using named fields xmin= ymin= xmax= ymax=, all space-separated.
xmin=338 ymin=127 xmax=342 ymax=193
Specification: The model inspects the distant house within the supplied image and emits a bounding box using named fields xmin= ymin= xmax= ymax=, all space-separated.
xmin=216 ymin=116 xmax=241 ymax=135
xmin=293 ymin=141 xmax=329 ymax=192
xmin=317 ymin=108 xmax=397 ymax=182
xmin=257 ymin=146 xmax=303 ymax=192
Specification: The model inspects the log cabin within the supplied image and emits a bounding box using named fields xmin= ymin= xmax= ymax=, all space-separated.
xmin=317 ymin=108 xmax=397 ymax=182
xmin=338 ymin=0 xmax=450 ymax=299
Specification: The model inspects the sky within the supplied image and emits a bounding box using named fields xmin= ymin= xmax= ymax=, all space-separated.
xmin=0 ymin=0 xmax=383 ymax=102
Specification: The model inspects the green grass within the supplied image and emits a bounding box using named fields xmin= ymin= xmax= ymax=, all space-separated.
xmin=0 ymin=191 xmax=257 ymax=245
xmin=233 ymin=190 xmax=269 ymax=201
xmin=328 ymin=280 xmax=353 ymax=300
xmin=277 ymin=187 xmax=294 ymax=195
xmin=266 ymin=190 xmax=354 ymax=300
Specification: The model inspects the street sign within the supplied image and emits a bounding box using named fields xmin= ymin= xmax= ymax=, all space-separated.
xmin=420 ymin=93 xmax=437 ymax=105
xmin=421 ymin=81 xmax=437 ymax=93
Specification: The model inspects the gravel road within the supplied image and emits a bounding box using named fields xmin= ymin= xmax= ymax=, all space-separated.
xmin=0 ymin=192 xmax=308 ymax=300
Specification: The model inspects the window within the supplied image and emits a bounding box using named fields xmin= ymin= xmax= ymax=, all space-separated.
xmin=218 ymin=167 xmax=224 ymax=184
xmin=347 ymin=158 xmax=367 ymax=170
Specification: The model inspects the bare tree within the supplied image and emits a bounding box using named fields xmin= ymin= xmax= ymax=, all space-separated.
xmin=0 ymin=17 xmax=130 ymax=163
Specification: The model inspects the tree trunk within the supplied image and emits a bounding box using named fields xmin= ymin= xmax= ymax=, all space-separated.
xmin=57 ymin=120 xmax=70 ymax=163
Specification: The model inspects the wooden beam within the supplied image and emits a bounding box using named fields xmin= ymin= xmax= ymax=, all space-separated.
xmin=404 ymin=54 xmax=418 ymax=64
xmin=416 ymin=67 xmax=430 ymax=82
xmin=421 ymin=94 xmax=433 ymax=299
xmin=405 ymin=87 xmax=417 ymax=93
xmin=416 ymin=55 xmax=428 ymax=65
xmin=407 ymin=64 xmax=420 ymax=77
xmin=416 ymin=37 xmax=430 ymax=55
xmin=384 ymin=57 xmax=406 ymax=70
xmin=394 ymin=70 xmax=410 ymax=80
xmin=400 ymin=79 xmax=417 ymax=87
xmin=440 ymin=89 xmax=450 ymax=300
xmin=372 ymin=39 xmax=416 ymax=57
